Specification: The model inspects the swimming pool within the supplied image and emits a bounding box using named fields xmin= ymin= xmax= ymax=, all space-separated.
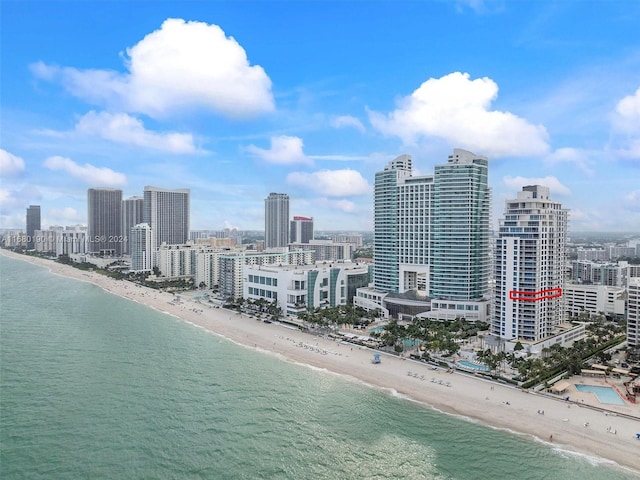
xmin=456 ymin=360 xmax=490 ymax=371
xmin=575 ymin=384 xmax=625 ymax=405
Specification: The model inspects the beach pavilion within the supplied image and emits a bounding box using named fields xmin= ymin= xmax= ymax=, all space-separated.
xmin=551 ymin=380 xmax=571 ymax=394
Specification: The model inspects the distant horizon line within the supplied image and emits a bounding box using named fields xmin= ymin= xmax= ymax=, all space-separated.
xmin=1 ymin=226 xmax=639 ymax=238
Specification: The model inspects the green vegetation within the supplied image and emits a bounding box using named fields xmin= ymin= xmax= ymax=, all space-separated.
xmin=353 ymin=247 xmax=373 ymax=259
xmin=298 ymin=304 xmax=378 ymax=329
xmin=370 ymin=317 xmax=489 ymax=358
xmin=57 ymin=254 xmax=127 ymax=280
xmin=225 ymin=296 xmax=283 ymax=322
xmin=55 ymin=254 xmax=194 ymax=290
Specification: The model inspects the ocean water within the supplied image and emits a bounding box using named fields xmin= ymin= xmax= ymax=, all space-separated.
xmin=1 ymin=254 xmax=638 ymax=480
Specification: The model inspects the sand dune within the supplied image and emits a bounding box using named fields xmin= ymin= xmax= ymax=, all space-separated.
xmin=3 ymin=249 xmax=639 ymax=474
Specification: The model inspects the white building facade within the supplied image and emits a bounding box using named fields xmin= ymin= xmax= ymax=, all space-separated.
xmin=492 ymin=185 xmax=568 ymax=342
xmin=130 ymin=223 xmax=155 ymax=273
xmin=220 ymin=250 xmax=314 ymax=299
xmin=362 ymin=150 xmax=491 ymax=321
xmin=292 ymin=240 xmax=354 ymax=262
xmin=563 ymin=283 xmax=626 ymax=320
xmin=244 ymin=262 xmax=370 ymax=316
xmin=628 ymin=277 xmax=640 ymax=350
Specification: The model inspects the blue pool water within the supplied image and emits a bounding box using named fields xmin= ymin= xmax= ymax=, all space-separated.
xmin=575 ymin=384 xmax=626 ymax=405
xmin=456 ymin=360 xmax=490 ymax=371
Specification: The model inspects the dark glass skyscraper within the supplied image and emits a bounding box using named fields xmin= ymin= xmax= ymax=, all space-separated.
xmin=87 ymin=188 xmax=122 ymax=255
xmin=143 ymin=186 xmax=190 ymax=247
xmin=26 ymin=205 xmax=41 ymax=250
xmin=290 ymin=216 xmax=313 ymax=244
xmin=122 ymin=196 xmax=144 ymax=255
xmin=264 ymin=193 xmax=289 ymax=249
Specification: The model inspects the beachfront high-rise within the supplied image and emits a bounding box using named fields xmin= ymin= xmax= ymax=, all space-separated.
xmin=130 ymin=223 xmax=154 ymax=273
xmin=492 ymin=185 xmax=568 ymax=342
xmin=26 ymin=205 xmax=41 ymax=250
xmin=122 ymin=196 xmax=144 ymax=255
xmin=143 ymin=186 xmax=190 ymax=248
xmin=360 ymin=149 xmax=491 ymax=321
xmin=290 ymin=216 xmax=314 ymax=244
xmin=373 ymin=155 xmax=413 ymax=293
xmin=626 ymin=277 xmax=639 ymax=350
xmin=264 ymin=193 xmax=289 ymax=249
xmin=87 ymin=188 xmax=123 ymax=255
xmin=431 ymin=149 xmax=491 ymax=301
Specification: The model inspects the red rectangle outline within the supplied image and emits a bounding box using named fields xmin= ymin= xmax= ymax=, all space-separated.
xmin=509 ymin=287 xmax=562 ymax=302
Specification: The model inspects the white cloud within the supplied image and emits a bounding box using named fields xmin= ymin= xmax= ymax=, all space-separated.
xmin=43 ymin=156 xmax=126 ymax=186
xmin=613 ymin=86 xmax=640 ymax=134
xmin=611 ymin=86 xmax=640 ymax=159
xmin=308 ymin=154 xmax=371 ymax=161
xmin=48 ymin=207 xmax=83 ymax=223
xmin=246 ymin=135 xmax=311 ymax=165
xmin=75 ymin=111 xmax=199 ymax=153
xmin=0 ymin=149 xmax=26 ymax=176
xmin=502 ymin=175 xmax=571 ymax=196
xmin=286 ymin=169 xmax=371 ymax=197
xmin=31 ymin=18 xmax=274 ymax=119
xmin=325 ymin=199 xmax=357 ymax=213
xmin=223 ymin=220 xmax=240 ymax=230
xmin=0 ymin=189 xmax=15 ymax=211
xmin=369 ymin=72 xmax=549 ymax=158
xmin=545 ymin=147 xmax=595 ymax=176
xmin=0 ymin=186 xmax=41 ymax=215
xmin=624 ymin=190 xmax=640 ymax=212
xmin=331 ymin=115 xmax=366 ymax=133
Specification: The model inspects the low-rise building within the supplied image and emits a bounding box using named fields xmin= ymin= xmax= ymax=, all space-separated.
xmin=564 ymin=283 xmax=626 ymax=320
xmin=500 ymin=322 xmax=587 ymax=355
xmin=244 ymin=261 xmax=370 ymax=316
xmin=219 ymin=250 xmax=314 ymax=299
xmin=290 ymin=240 xmax=354 ymax=262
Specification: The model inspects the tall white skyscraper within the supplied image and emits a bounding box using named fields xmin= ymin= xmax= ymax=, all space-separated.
xmin=367 ymin=150 xmax=491 ymax=321
xmin=492 ymin=185 xmax=568 ymax=341
xmin=628 ymin=277 xmax=640 ymax=350
xmin=290 ymin=216 xmax=314 ymax=244
xmin=373 ymin=155 xmax=413 ymax=293
xmin=431 ymin=149 xmax=491 ymax=301
xmin=122 ymin=196 xmax=144 ymax=255
xmin=264 ymin=193 xmax=289 ymax=249
xmin=143 ymin=186 xmax=190 ymax=248
xmin=130 ymin=223 xmax=155 ymax=273
xmin=87 ymin=188 xmax=122 ymax=255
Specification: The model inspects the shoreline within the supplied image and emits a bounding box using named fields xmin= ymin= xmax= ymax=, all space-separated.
xmin=2 ymin=249 xmax=639 ymax=474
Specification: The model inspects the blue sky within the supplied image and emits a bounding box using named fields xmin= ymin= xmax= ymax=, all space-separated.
xmin=1 ymin=0 xmax=639 ymax=232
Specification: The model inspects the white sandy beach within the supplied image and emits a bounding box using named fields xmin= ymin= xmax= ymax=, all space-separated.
xmin=3 ymin=249 xmax=640 ymax=474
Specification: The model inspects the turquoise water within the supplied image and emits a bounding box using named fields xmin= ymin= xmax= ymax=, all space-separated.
xmin=1 ymin=254 xmax=638 ymax=479
xmin=575 ymin=384 xmax=626 ymax=405
xmin=456 ymin=360 xmax=490 ymax=371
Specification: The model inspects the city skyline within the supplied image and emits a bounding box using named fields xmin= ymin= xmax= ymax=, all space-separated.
xmin=1 ymin=1 xmax=639 ymax=232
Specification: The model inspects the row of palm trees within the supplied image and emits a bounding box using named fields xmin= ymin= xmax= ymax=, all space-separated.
xmin=475 ymin=321 xmax=627 ymax=383
xmin=225 ymin=296 xmax=282 ymax=321
xmin=297 ymin=304 xmax=379 ymax=330
xmin=370 ymin=317 xmax=490 ymax=357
